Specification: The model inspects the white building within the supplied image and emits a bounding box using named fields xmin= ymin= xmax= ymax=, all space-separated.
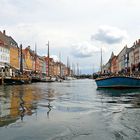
xmin=0 ymin=31 xmax=10 ymax=67
xmin=118 ymin=46 xmax=128 ymax=72
xmin=129 ymin=40 xmax=140 ymax=71
xmin=0 ymin=45 xmax=10 ymax=66
xmin=0 ymin=31 xmax=11 ymax=76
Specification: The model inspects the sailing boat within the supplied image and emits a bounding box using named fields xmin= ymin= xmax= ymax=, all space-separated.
xmin=31 ymin=43 xmax=41 ymax=82
xmin=4 ymin=44 xmax=31 ymax=85
xmin=55 ymin=52 xmax=63 ymax=82
xmin=65 ymin=56 xmax=73 ymax=80
xmin=95 ymin=49 xmax=140 ymax=88
xmin=41 ymin=41 xmax=56 ymax=82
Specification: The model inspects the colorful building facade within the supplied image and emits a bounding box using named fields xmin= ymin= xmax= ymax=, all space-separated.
xmin=23 ymin=46 xmax=34 ymax=72
xmin=0 ymin=30 xmax=74 ymax=78
xmin=8 ymin=37 xmax=19 ymax=69
xmin=111 ymin=55 xmax=118 ymax=73
xmin=0 ymin=31 xmax=10 ymax=67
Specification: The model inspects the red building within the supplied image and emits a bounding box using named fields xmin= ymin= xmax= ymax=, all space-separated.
xmin=111 ymin=55 xmax=118 ymax=74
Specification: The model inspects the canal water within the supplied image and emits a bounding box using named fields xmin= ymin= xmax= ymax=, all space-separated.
xmin=0 ymin=79 xmax=140 ymax=140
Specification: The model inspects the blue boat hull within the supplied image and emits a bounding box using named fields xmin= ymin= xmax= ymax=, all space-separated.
xmin=95 ymin=76 xmax=140 ymax=88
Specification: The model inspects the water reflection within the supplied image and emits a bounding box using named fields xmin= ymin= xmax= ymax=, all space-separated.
xmin=97 ymin=88 xmax=140 ymax=96
xmin=19 ymin=90 xmax=25 ymax=121
xmin=0 ymin=80 xmax=140 ymax=140
xmin=46 ymin=89 xmax=54 ymax=118
xmin=96 ymin=88 xmax=140 ymax=108
xmin=37 ymin=88 xmax=55 ymax=118
xmin=0 ymin=85 xmax=42 ymax=126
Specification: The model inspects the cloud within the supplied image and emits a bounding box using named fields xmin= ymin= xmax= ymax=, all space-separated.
xmin=0 ymin=0 xmax=19 ymax=23
xmin=71 ymin=42 xmax=99 ymax=58
xmin=1 ymin=0 xmax=140 ymax=74
xmin=91 ymin=25 xmax=128 ymax=44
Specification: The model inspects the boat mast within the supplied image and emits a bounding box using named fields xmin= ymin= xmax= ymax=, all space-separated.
xmin=92 ymin=64 xmax=94 ymax=79
xmin=20 ymin=44 xmax=23 ymax=74
xmin=100 ymin=48 xmax=103 ymax=74
xmin=72 ymin=63 xmax=75 ymax=76
xmin=67 ymin=56 xmax=70 ymax=76
xmin=47 ymin=41 xmax=50 ymax=76
xmin=77 ymin=63 xmax=79 ymax=76
xmin=35 ymin=43 xmax=37 ymax=75
xmin=59 ymin=52 xmax=62 ymax=77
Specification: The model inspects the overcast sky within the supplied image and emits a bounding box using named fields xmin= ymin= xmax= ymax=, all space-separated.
xmin=1 ymin=0 xmax=140 ymax=74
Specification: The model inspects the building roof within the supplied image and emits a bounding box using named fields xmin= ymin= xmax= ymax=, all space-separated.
xmin=6 ymin=36 xmax=18 ymax=47
xmin=24 ymin=46 xmax=36 ymax=58
xmin=0 ymin=31 xmax=9 ymax=47
xmin=0 ymin=30 xmax=18 ymax=48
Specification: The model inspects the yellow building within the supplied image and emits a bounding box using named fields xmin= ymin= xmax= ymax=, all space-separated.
xmin=53 ymin=62 xmax=60 ymax=76
xmin=6 ymin=36 xmax=19 ymax=69
xmin=10 ymin=46 xmax=19 ymax=69
xmin=0 ymin=30 xmax=19 ymax=69
xmin=10 ymin=86 xmax=42 ymax=117
xmin=23 ymin=46 xmax=35 ymax=71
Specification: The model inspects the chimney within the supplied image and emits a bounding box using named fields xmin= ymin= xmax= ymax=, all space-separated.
xmin=138 ymin=39 xmax=140 ymax=44
xmin=3 ymin=30 xmax=6 ymax=35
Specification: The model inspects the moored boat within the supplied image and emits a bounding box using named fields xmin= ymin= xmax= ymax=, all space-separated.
xmin=31 ymin=76 xmax=41 ymax=82
xmin=4 ymin=76 xmax=31 ymax=85
xmin=65 ymin=76 xmax=76 ymax=80
xmin=40 ymin=76 xmax=56 ymax=82
xmin=95 ymin=76 xmax=140 ymax=88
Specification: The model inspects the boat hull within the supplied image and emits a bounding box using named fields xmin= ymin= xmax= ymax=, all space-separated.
xmin=31 ymin=77 xmax=41 ymax=83
xmin=40 ymin=77 xmax=56 ymax=82
xmin=4 ymin=77 xmax=31 ymax=85
xmin=95 ymin=76 xmax=140 ymax=88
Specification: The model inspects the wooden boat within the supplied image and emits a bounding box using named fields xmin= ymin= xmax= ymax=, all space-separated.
xmin=56 ymin=76 xmax=63 ymax=82
xmin=3 ymin=44 xmax=31 ymax=85
xmin=31 ymin=44 xmax=41 ymax=83
xmin=42 ymin=41 xmax=56 ymax=83
xmin=40 ymin=76 xmax=56 ymax=82
xmin=4 ymin=76 xmax=31 ymax=85
xmin=95 ymin=76 xmax=140 ymax=88
xmin=95 ymin=49 xmax=140 ymax=88
xmin=31 ymin=76 xmax=41 ymax=82
xmin=65 ymin=76 xmax=76 ymax=80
